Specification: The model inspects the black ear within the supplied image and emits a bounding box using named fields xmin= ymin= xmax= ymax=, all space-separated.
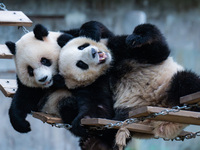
xmin=5 ymin=41 xmax=16 ymax=55
xmin=57 ymin=33 xmax=74 ymax=48
xmin=79 ymin=21 xmax=101 ymax=42
xmin=33 ymin=24 xmax=49 ymax=41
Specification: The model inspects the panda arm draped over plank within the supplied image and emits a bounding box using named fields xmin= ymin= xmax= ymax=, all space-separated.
xmin=5 ymin=24 xmax=62 ymax=133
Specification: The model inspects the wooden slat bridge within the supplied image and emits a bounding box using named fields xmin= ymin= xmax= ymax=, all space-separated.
xmin=1 ymin=8 xmax=200 ymax=139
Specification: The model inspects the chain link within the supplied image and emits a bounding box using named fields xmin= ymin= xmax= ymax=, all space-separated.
xmin=51 ymin=123 xmax=72 ymax=130
xmin=0 ymin=3 xmax=8 ymax=11
xmin=92 ymin=103 xmax=200 ymax=141
xmin=0 ymin=3 xmax=29 ymax=34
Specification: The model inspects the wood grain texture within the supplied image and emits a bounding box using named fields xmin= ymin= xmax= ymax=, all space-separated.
xmin=0 ymin=11 xmax=32 ymax=26
xmin=0 ymin=44 xmax=13 ymax=59
xmin=180 ymin=91 xmax=200 ymax=104
xmin=0 ymin=79 xmax=16 ymax=97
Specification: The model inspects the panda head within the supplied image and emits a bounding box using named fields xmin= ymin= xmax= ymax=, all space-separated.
xmin=5 ymin=24 xmax=62 ymax=88
xmin=58 ymin=34 xmax=112 ymax=89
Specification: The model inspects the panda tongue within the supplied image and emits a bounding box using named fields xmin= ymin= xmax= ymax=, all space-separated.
xmin=99 ymin=52 xmax=107 ymax=61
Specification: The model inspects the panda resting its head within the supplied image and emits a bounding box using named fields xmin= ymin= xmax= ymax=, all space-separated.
xmin=57 ymin=34 xmax=112 ymax=89
xmin=6 ymin=24 xmax=62 ymax=88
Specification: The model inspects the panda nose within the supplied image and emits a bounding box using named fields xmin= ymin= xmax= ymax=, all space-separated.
xmin=39 ymin=76 xmax=48 ymax=82
xmin=91 ymin=48 xmax=97 ymax=58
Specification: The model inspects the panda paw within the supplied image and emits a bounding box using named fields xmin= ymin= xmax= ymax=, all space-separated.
xmin=126 ymin=33 xmax=151 ymax=48
xmin=12 ymin=120 xmax=31 ymax=133
xmin=71 ymin=119 xmax=88 ymax=137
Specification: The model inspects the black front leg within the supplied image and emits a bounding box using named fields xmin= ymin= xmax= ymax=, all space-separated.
xmin=9 ymin=90 xmax=31 ymax=133
xmin=125 ymin=23 xmax=170 ymax=64
xmin=58 ymin=96 xmax=78 ymax=124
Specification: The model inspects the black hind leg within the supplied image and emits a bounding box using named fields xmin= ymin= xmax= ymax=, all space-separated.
xmin=167 ymin=70 xmax=200 ymax=108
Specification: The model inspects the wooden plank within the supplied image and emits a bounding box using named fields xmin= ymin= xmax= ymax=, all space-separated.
xmin=0 ymin=11 xmax=32 ymax=26
xmin=81 ymin=118 xmax=154 ymax=134
xmin=32 ymin=112 xmax=192 ymax=138
xmin=0 ymin=79 xmax=17 ymax=97
xmin=0 ymin=44 xmax=13 ymax=59
xmin=32 ymin=112 xmax=62 ymax=124
xmin=129 ymin=106 xmax=200 ymax=125
xmin=180 ymin=91 xmax=200 ymax=104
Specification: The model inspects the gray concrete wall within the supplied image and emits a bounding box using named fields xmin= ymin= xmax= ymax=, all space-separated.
xmin=1 ymin=0 xmax=200 ymax=150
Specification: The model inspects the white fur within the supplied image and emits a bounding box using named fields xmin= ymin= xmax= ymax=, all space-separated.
xmin=114 ymin=57 xmax=183 ymax=109
xmin=114 ymin=57 xmax=187 ymax=139
xmin=59 ymin=37 xmax=112 ymax=89
xmin=14 ymin=31 xmax=61 ymax=88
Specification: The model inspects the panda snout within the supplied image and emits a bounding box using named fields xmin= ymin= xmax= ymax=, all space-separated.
xmin=39 ymin=76 xmax=48 ymax=82
xmin=91 ymin=48 xmax=97 ymax=58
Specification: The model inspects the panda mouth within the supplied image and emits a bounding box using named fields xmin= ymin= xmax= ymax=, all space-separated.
xmin=98 ymin=51 xmax=107 ymax=64
xmin=42 ymin=79 xmax=52 ymax=87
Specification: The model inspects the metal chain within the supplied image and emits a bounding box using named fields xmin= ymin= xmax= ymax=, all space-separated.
xmin=0 ymin=3 xmax=8 ymax=11
xmin=0 ymin=3 xmax=29 ymax=34
xmin=102 ymin=104 xmax=200 ymax=130
xmin=90 ymin=103 xmax=200 ymax=141
xmin=51 ymin=123 xmax=72 ymax=130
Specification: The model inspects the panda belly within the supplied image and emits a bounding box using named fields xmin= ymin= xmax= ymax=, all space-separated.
xmin=113 ymin=57 xmax=184 ymax=109
xmin=41 ymin=89 xmax=72 ymax=117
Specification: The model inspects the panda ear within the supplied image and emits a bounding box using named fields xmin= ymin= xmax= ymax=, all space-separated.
xmin=57 ymin=33 xmax=74 ymax=48
xmin=79 ymin=21 xmax=103 ymax=42
xmin=5 ymin=41 xmax=16 ymax=55
xmin=33 ymin=24 xmax=49 ymax=41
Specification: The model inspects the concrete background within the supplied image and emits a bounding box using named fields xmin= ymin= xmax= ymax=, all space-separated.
xmin=1 ymin=0 xmax=200 ymax=150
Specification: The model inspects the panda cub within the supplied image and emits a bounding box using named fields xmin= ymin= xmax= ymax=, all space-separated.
xmin=75 ymin=21 xmax=200 ymax=150
xmin=108 ymin=23 xmax=200 ymax=139
xmin=5 ymin=24 xmax=62 ymax=133
xmin=40 ymin=30 xmax=115 ymax=138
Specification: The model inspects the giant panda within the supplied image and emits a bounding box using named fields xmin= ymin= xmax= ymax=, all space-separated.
xmin=37 ymin=22 xmax=118 ymax=150
xmin=108 ymin=23 xmax=200 ymax=140
xmin=5 ymin=24 xmax=62 ymax=133
xmin=39 ymin=31 xmax=115 ymax=135
xmin=69 ymin=21 xmax=200 ymax=150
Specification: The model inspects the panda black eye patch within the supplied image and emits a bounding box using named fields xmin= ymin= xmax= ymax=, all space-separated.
xmin=78 ymin=43 xmax=90 ymax=50
xmin=41 ymin=57 xmax=51 ymax=66
xmin=27 ymin=66 xmax=34 ymax=76
xmin=76 ymin=60 xmax=89 ymax=70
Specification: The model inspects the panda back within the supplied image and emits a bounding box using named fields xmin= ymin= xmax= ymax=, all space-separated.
xmin=113 ymin=57 xmax=184 ymax=109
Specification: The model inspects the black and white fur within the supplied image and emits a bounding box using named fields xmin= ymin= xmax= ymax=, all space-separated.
xmin=5 ymin=24 xmax=62 ymax=133
xmin=108 ymin=23 xmax=200 ymax=139
xmin=71 ymin=21 xmax=200 ymax=150
xmin=40 ymin=31 xmax=115 ymax=137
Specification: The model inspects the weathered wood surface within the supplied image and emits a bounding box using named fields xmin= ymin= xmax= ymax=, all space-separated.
xmin=0 ymin=44 xmax=13 ymax=59
xmin=32 ymin=112 xmax=62 ymax=124
xmin=0 ymin=79 xmax=17 ymax=97
xmin=129 ymin=106 xmax=200 ymax=125
xmin=180 ymin=91 xmax=200 ymax=104
xmin=32 ymin=112 xmax=193 ymax=138
xmin=81 ymin=118 xmax=154 ymax=134
xmin=0 ymin=11 xmax=32 ymax=26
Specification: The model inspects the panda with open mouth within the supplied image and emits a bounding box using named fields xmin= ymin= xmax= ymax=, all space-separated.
xmin=68 ymin=21 xmax=200 ymax=150
xmin=39 ymin=27 xmax=115 ymax=140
